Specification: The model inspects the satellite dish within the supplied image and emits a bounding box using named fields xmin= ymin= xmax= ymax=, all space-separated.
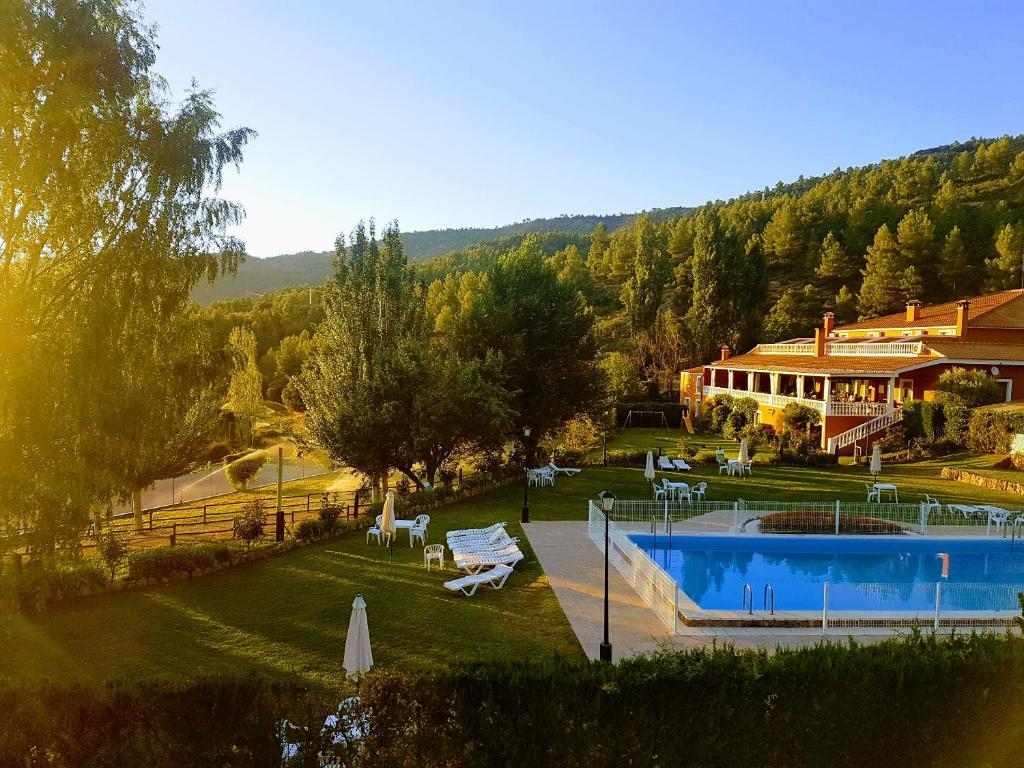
xmin=991 ymin=366 xmax=1000 ymax=376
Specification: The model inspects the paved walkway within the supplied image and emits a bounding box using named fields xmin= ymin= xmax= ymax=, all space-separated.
xmin=522 ymin=521 xmax=923 ymax=661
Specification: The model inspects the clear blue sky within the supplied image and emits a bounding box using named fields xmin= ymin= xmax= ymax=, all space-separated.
xmin=147 ymin=0 xmax=1024 ymax=257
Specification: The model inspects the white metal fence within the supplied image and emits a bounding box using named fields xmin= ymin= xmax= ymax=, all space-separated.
xmin=589 ymin=497 xmax=1024 ymax=631
xmin=603 ymin=499 xmax=1024 ymax=537
xmin=587 ymin=501 xmax=680 ymax=631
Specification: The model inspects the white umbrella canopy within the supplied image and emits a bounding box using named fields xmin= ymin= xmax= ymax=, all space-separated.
xmin=644 ymin=451 xmax=656 ymax=481
xmin=381 ymin=490 xmax=397 ymax=544
xmin=869 ymin=444 xmax=882 ymax=477
xmin=738 ymin=439 xmax=750 ymax=464
xmin=343 ymin=593 xmax=373 ymax=683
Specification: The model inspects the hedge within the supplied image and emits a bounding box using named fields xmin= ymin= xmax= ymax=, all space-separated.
xmin=3 ymin=634 xmax=1024 ymax=767
xmin=0 ymin=560 xmax=107 ymax=613
xmin=966 ymin=408 xmax=1024 ymax=453
xmin=125 ymin=542 xmax=235 ymax=581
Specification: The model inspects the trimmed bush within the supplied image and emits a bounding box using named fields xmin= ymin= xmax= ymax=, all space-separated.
xmin=126 ymin=543 xmax=234 ymax=581
xmin=5 ymin=635 xmax=1024 ymax=767
xmin=691 ymin=450 xmax=720 ymax=466
xmin=967 ymin=409 xmax=1024 ymax=453
xmin=233 ymin=499 xmax=266 ymax=548
xmin=295 ymin=519 xmax=324 ymax=543
xmin=223 ymin=451 xmax=268 ymax=491
xmin=603 ymin=449 xmax=649 ymax=467
xmin=0 ymin=560 xmax=108 ymax=613
xmin=758 ymin=511 xmax=907 ymax=535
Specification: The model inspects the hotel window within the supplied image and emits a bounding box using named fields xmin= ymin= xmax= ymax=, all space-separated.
xmin=868 ymin=331 xmax=880 ymax=338
xmin=900 ymin=331 xmax=915 ymax=337
xmin=938 ymin=329 xmax=956 ymax=336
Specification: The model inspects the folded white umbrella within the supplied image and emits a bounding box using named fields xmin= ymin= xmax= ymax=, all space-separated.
xmin=870 ymin=444 xmax=882 ymax=477
xmin=738 ymin=438 xmax=750 ymax=464
xmin=381 ymin=490 xmax=397 ymax=543
xmin=343 ymin=593 xmax=373 ymax=685
xmin=644 ymin=451 xmax=656 ymax=482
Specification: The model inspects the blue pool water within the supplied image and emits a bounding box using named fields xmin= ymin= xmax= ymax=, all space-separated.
xmin=629 ymin=534 xmax=1024 ymax=612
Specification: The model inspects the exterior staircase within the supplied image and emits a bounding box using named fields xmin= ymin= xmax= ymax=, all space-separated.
xmin=826 ymin=408 xmax=903 ymax=454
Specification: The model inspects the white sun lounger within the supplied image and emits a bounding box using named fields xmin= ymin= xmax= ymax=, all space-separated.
xmin=454 ymin=549 xmax=524 ymax=574
xmin=444 ymin=564 xmax=515 ymax=596
xmin=447 ymin=529 xmax=516 ymax=550
xmin=448 ymin=539 xmax=519 ymax=560
xmin=446 ymin=522 xmax=506 ymax=541
xmin=548 ymin=461 xmax=581 ymax=477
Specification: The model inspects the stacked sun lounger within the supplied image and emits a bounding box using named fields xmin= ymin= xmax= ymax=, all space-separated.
xmin=443 ymin=522 xmax=524 ymax=595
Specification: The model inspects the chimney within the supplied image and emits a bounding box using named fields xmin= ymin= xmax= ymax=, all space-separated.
xmin=956 ymin=299 xmax=970 ymax=339
xmin=720 ymin=344 xmax=730 ymax=361
xmin=823 ymin=312 xmax=835 ymax=336
xmin=905 ymin=300 xmax=922 ymax=323
xmin=814 ymin=328 xmax=826 ymax=357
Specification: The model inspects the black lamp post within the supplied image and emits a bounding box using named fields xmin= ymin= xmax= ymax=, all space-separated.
xmin=521 ymin=426 xmax=532 ymax=523
xmin=602 ymin=429 xmax=608 ymax=468
xmin=598 ymin=490 xmax=616 ymax=662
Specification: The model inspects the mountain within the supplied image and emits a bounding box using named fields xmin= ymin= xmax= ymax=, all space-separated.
xmin=190 ymin=207 xmax=692 ymax=305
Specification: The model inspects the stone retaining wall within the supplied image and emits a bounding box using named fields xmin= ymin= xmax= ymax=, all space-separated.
xmin=940 ymin=467 xmax=1024 ymax=496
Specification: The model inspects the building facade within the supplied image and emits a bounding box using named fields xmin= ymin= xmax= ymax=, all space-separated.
xmin=686 ymin=290 xmax=1024 ymax=454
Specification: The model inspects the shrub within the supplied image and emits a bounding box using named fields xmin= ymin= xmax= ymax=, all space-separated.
xmin=318 ymin=499 xmax=342 ymax=533
xmin=604 ymin=449 xmax=648 ymax=467
xmin=934 ymin=367 xmax=1004 ymax=408
xmin=966 ymin=409 xmax=1024 ymax=453
xmin=782 ymin=403 xmax=821 ymax=433
xmin=281 ymin=377 xmax=305 ymax=412
xmin=126 ymin=543 xmax=234 ymax=581
xmin=942 ymin=401 xmax=970 ymax=445
xmin=874 ymin=424 xmax=907 ymax=455
xmin=96 ymin=530 xmax=128 ymax=580
xmin=722 ymin=408 xmax=750 ymax=440
xmin=921 ymin=401 xmax=945 ymax=443
xmin=750 ymin=452 xmax=780 ymax=465
xmin=691 ymin=450 xmax=720 ymax=466
xmin=675 ymin=437 xmax=698 ymax=458
xmin=395 ymin=476 xmax=412 ymax=496
xmin=232 ymin=499 xmax=265 ymax=548
xmin=779 ymin=431 xmax=836 ymax=466
xmin=295 ymin=519 xmax=324 ymax=543
xmin=739 ymin=423 xmax=778 ymax=454
xmin=223 ymin=451 xmax=268 ymax=491
xmin=552 ymin=414 xmax=602 ymax=455
xmin=1 ymin=560 xmax=108 ymax=612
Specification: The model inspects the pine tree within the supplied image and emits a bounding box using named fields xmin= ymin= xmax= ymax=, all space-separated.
xmin=815 ymin=231 xmax=858 ymax=283
xmin=937 ymin=226 xmax=970 ymax=297
xmin=858 ymin=224 xmax=911 ymax=319
xmin=833 ymin=285 xmax=856 ymax=323
xmin=685 ymin=208 xmax=735 ymax=362
xmin=987 ymin=222 xmax=1024 ymax=290
xmin=896 ymin=209 xmax=936 ymax=285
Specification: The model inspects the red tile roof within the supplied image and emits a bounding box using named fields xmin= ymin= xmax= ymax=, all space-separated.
xmin=834 ymin=290 xmax=1024 ymax=332
xmin=708 ymin=353 xmax=930 ymax=375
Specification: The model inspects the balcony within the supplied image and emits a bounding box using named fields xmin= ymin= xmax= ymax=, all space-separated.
xmin=702 ymin=386 xmax=890 ymax=417
xmin=752 ymin=340 xmax=925 ymax=357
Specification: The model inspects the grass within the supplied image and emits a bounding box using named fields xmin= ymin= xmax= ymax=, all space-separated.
xmin=5 ymin=430 xmax=1024 ymax=689
xmin=0 ymin=495 xmax=583 ymax=688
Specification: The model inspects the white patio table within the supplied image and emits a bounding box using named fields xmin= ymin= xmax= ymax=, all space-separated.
xmin=871 ymin=483 xmax=899 ymax=503
xmin=664 ymin=481 xmax=690 ymax=501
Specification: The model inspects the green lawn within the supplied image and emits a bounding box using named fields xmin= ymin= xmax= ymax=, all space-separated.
xmin=0 ymin=497 xmax=584 ymax=689
xmin=4 ymin=441 xmax=1023 ymax=689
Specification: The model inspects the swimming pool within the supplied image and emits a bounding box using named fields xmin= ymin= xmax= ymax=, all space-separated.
xmin=629 ymin=534 xmax=1024 ymax=612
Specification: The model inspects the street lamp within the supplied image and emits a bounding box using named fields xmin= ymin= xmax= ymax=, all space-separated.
xmin=598 ymin=490 xmax=616 ymax=663
xmin=521 ymin=426 xmax=532 ymax=523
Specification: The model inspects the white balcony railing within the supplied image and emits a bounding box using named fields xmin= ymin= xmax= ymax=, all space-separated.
xmin=825 ymin=341 xmax=924 ymax=357
xmin=703 ymin=386 xmax=826 ymax=413
xmin=704 ymin=386 xmax=890 ymax=418
xmin=825 ymin=401 xmax=891 ymax=417
xmin=754 ymin=343 xmax=816 ymax=355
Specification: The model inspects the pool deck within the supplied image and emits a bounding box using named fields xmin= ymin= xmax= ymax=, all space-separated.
xmin=522 ymin=521 xmax=972 ymax=661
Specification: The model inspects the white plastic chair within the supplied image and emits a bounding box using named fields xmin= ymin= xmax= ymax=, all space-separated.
xmin=410 ymin=514 xmax=430 ymax=547
xmin=740 ymin=460 xmax=753 ymax=476
xmin=865 ymin=484 xmax=880 ymax=504
xmin=689 ymin=481 xmax=707 ymax=502
xmin=366 ymin=514 xmax=384 ymax=545
xmin=424 ymin=543 xmax=444 ymax=571
xmin=922 ymin=495 xmax=941 ymax=516
xmin=717 ymin=456 xmax=729 ymax=475
xmin=653 ymin=479 xmax=667 ymax=501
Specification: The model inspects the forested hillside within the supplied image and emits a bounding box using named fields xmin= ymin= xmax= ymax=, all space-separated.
xmin=198 ymin=134 xmax=1024 ymax=408
xmin=190 ymin=208 xmax=691 ymax=304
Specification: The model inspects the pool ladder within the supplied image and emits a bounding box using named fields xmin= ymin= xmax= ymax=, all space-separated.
xmin=742 ymin=583 xmax=776 ymax=616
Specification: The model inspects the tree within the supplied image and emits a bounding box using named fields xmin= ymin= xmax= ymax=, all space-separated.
xmin=620 ymin=217 xmax=671 ymax=333
xmin=833 ymin=285 xmax=857 ymax=324
xmin=225 ymin=327 xmax=264 ymax=447
xmin=686 ymin=208 xmax=739 ymax=363
xmin=761 ymin=199 xmax=808 ymax=267
xmin=896 ymin=209 xmax=936 ymax=285
xmin=763 ymin=285 xmax=820 ymax=341
xmin=599 ymin=352 xmax=645 ymax=402
xmin=858 ymin=225 xmax=922 ymax=319
xmin=987 ymin=222 xmax=1024 ymax=290
xmin=815 ymin=232 xmax=858 ymax=284
xmin=937 ymin=226 xmax=970 ymax=297
xmin=453 ymin=237 xmax=602 ymax=463
xmin=933 ymin=368 xmax=1003 ymax=408
xmin=631 ymin=309 xmax=688 ymax=396
xmin=0 ymin=0 xmax=253 ymax=550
